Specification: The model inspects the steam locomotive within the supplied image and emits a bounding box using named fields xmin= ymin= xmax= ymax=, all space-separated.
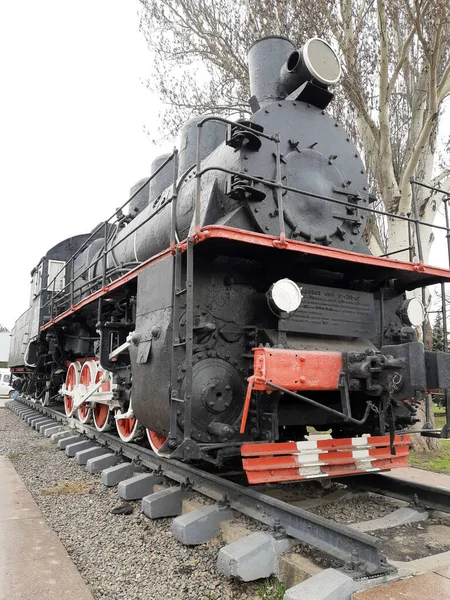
xmin=9 ymin=36 xmax=450 ymax=483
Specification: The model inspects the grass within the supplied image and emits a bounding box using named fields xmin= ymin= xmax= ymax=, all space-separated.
xmin=257 ymin=579 xmax=286 ymax=600
xmin=307 ymin=426 xmax=331 ymax=436
xmin=40 ymin=481 xmax=94 ymax=495
xmin=409 ymin=439 xmax=450 ymax=474
xmin=7 ymin=452 xmax=25 ymax=463
xmin=434 ymin=406 xmax=447 ymax=431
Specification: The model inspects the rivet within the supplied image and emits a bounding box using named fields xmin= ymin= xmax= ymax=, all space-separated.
xmin=300 ymin=376 xmax=306 ymax=383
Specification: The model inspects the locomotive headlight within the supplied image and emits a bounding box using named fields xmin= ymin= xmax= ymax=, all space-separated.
xmin=302 ymin=38 xmax=341 ymax=86
xmin=267 ymin=279 xmax=303 ymax=315
xmin=401 ymin=298 xmax=425 ymax=327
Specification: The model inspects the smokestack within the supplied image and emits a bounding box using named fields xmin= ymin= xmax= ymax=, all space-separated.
xmin=247 ymin=36 xmax=295 ymax=109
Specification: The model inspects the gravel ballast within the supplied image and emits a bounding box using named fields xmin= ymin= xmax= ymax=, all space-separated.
xmin=1 ymin=407 xmax=260 ymax=600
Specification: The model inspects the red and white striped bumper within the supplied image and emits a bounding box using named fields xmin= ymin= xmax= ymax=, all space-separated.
xmin=241 ymin=434 xmax=411 ymax=484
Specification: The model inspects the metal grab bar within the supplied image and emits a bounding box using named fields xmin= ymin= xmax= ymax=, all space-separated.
xmin=42 ymin=152 xmax=175 ymax=309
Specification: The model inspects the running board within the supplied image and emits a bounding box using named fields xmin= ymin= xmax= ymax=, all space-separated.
xmin=241 ymin=434 xmax=411 ymax=484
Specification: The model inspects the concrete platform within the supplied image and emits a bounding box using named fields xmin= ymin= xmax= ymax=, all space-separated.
xmin=0 ymin=455 xmax=94 ymax=600
xmin=381 ymin=466 xmax=450 ymax=490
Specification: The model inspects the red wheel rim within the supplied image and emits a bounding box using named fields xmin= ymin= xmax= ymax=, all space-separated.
xmin=116 ymin=415 xmax=137 ymax=438
xmin=78 ymin=362 xmax=92 ymax=421
xmin=93 ymin=403 xmax=109 ymax=428
xmin=147 ymin=429 xmax=167 ymax=452
xmin=92 ymin=366 xmax=111 ymax=430
xmin=64 ymin=363 xmax=77 ymax=415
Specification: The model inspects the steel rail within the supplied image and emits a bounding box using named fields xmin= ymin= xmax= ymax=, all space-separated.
xmin=12 ymin=397 xmax=389 ymax=577
xmin=340 ymin=473 xmax=450 ymax=514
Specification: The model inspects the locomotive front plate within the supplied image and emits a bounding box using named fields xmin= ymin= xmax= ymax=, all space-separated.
xmin=279 ymin=283 xmax=375 ymax=337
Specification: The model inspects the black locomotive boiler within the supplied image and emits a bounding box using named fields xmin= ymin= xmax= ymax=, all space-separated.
xmin=9 ymin=36 xmax=450 ymax=483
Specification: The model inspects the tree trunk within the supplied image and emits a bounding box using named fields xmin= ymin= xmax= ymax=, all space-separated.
xmin=387 ymin=216 xmax=412 ymax=261
xmin=410 ymin=394 xmax=441 ymax=452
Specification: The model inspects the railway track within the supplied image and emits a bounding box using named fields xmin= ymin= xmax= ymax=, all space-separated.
xmin=6 ymin=397 xmax=450 ymax=585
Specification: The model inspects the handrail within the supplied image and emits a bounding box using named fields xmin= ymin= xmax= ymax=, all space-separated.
xmin=39 ymin=117 xmax=450 ymax=325
xmin=41 ymin=151 xmax=175 ymax=315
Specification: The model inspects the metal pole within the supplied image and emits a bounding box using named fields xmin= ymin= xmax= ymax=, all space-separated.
xmin=443 ymin=196 xmax=450 ymax=269
xmin=102 ymin=222 xmax=108 ymax=288
xmin=275 ymin=133 xmax=286 ymax=244
xmin=70 ymin=257 xmax=74 ymax=307
xmin=410 ymin=177 xmax=424 ymax=263
xmin=441 ymin=282 xmax=447 ymax=352
xmin=407 ymin=212 xmax=413 ymax=262
xmin=195 ymin=124 xmax=202 ymax=234
xmin=441 ymin=280 xmax=450 ymax=439
xmin=184 ymin=238 xmax=194 ymax=440
xmin=170 ymin=148 xmax=179 ymax=248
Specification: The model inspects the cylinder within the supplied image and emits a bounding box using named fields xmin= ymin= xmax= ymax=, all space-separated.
xmin=178 ymin=115 xmax=226 ymax=176
xmin=129 ymin=178 xmax=150 ymax=216
xmin=247 ymin=36 xmax=295 ymax=107
xmin=149 ymin=153 xmax=173 ymax=201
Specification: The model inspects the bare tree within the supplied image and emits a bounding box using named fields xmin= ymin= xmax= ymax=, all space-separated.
xmin=139 ymin=0 xmax=450 ymax=261
xmin=139 ymin=0 xmax=450 ymax=448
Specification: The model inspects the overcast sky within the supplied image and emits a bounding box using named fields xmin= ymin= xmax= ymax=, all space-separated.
xmin=0 ymin=0 xmax=171 ymax=329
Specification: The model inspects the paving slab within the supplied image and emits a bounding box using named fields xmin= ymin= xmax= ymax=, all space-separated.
xmin=0 ymin=458 xmax=94 ymax=600
xmin=436 ymin=565 xmax=450 ymax=579
xmin=352 ymin=571 xmax=450 ymax=599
